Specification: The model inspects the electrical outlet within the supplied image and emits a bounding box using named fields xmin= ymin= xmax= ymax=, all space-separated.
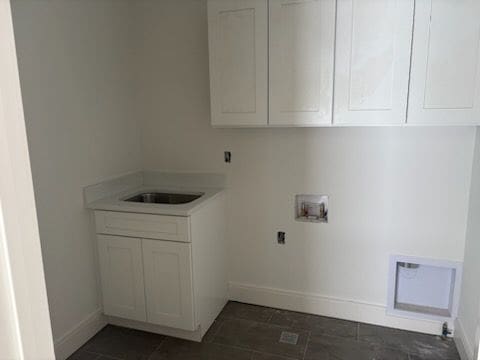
xmin=224 ymin=151 xmax=231 ymax=163
xmin=277 ymin=231 xmax=286 ymax=244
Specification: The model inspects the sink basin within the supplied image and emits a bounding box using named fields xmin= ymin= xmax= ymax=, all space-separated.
xmin=124 ymin=192 xmax=203 ymax=204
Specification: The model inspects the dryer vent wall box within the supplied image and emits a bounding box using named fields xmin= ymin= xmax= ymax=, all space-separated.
xmin=387 ymin=255 xmax=463 ymax=322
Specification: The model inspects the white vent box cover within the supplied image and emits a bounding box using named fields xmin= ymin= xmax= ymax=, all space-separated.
xmin=387 ymin=255 xmax=462 ymax=322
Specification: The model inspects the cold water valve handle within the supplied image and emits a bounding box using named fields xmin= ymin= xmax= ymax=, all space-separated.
xmin=441 ymin=322 xmax=452 ymax=340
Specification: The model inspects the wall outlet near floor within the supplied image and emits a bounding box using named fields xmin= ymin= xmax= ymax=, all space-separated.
xmin=277 ymin=231 xmax=286 ymax=244
xmin=224 ymin=151 xmax=231 ymax=163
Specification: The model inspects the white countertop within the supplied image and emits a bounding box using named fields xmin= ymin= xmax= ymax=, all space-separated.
xmin=87 ymin=186 xmax=224 ymax=216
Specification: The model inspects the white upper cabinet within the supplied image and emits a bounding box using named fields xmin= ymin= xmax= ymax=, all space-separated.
xmin=208 ymin=0 xmax=480 ymax=127
xmin=334 ymin=0 xmax=414 ymax=125
xmin=269 ymin=0 xmax=335 ymax=126
xmin=408 ymin=0 xmax=480 ymax=125
xmin=208 ymin=0 xmax=268 ymax=126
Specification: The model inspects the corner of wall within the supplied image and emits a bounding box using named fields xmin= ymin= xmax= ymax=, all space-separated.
xmin=456 ymin=126 xmax=480 ymax=360
xmin=54 ymin=308 xmax=106 ymax=360
xmin=455 ymin=317 xmax=475 ymax=360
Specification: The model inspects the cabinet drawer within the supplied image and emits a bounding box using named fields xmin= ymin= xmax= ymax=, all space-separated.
xmin=95 ymin=211 xmax=190 ymax=242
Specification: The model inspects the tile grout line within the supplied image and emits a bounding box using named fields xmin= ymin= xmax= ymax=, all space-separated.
xmin=80 ymin=349 xmax=123 ymax=360
xmin=155 ymin=336 xmax=167 ymax=351
xmin=211 ymin=333 xmax=260 ymax=354
xmin=266 ymin=309 xmax=275 ymax=323
xmin=301 ymin=330 xmax=311 ymax=360
xmin=146 ymin=337 xmax=168 ymax=360
xmin=212 ymin=340 xmax=303 ymax=360
xmin=78 ymin=350 xmax=104 ymax=360
xmin=207 ymin=319 xmax=225 ymax=342
xmin=220 ymin=315 xmax=289 ymax=331
xmin=250 ymin=349 xmax=298 ymax=360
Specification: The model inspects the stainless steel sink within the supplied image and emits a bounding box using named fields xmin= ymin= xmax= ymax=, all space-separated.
xmin=124 ymin=192 xmax=203 ymax=204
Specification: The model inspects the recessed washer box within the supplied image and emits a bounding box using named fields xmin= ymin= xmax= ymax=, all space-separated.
xmin=295 ymin=194 xmax=328 ymax=223
xmin=387 ymin=255 xmax=462 ymax=322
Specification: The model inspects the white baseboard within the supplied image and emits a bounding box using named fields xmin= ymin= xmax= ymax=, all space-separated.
xmin=454 ymin=318 xmax=475 ymax=360
xmin=228 ymin=281 xmax=444 ymax=335
xmin=54 ymin=308 xmax=107 ymax=360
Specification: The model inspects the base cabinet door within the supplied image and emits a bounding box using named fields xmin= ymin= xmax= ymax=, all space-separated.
xmin=97 ymin=235 xmax=146 ymax=321
xmin=142 ymin=239 xmax=195 ymax=331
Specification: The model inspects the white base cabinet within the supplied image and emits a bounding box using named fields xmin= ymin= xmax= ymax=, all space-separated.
xmin=94 ymin=192 xmax=227 ymax=340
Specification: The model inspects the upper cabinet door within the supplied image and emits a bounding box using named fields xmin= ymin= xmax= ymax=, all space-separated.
xmin=334 ymin=0 xmax=414 ymax=125
xmin=269 ymin=0 xmax=335 ymax=126
xmin=208 ymin=0 xmax=268 ymax=126
xmin=408 ymin=0 xmax=480 ymax=125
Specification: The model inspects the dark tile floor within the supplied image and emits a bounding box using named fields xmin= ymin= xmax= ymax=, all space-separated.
xmin=68 ymin=301 xmax=460 ymax=360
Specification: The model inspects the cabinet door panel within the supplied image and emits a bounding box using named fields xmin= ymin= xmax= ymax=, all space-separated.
xmin=142 ymin=239 xmax=195 ymax=331
xmin=97 ymin=235 xmax=146 ymax=321
xmin=269 ymin=0 xmax=335 ymax=126
xmin=208 ymin=0 xmax=268 ymax=126
xmin=409 ymin=0 xmax=480 ymax=124
xmin=334 ymin=0 xmax=414 ymax=125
